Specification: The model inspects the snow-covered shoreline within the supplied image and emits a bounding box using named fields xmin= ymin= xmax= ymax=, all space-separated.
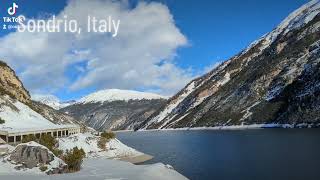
xmin=0 ymin=158 xmax=187 ymax=180
xmin=0 ymin=133 xmax=187 ymax=179
xmin=132 ymin=123 xmax=320 ymax=132
xmin=57 ymin=133 xmax=152 ymax=162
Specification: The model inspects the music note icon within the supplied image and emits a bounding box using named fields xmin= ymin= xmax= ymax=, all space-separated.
xmin=8 ymin=2 xmax=18 ymax=16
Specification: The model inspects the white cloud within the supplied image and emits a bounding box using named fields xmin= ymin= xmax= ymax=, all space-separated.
xmin=0 ymin=0 xmax=194 ymax=96
xmin=203 ymin=61 xmax=223 ymax=73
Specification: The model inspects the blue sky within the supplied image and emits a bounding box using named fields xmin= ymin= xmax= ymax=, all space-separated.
xmin=0 ymin=0 xmax=310 ymax=101
xmin=137 ymin=0 xmax=309 ymax=69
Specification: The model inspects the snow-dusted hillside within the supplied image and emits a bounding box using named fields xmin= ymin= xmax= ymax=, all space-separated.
xmin=60 ymin=89 xmax=167 ymax=131
xmin=0 ymin=96 xmax=57 ymax=130
xmin=58 ymin=133 xmax=146 ymax=159
xmin=0 ymin=60 xmax=79 ymax=128
xmin=139 ymin=0 xmax=320 ymax=130
xmin=78 ymin=89 xmax=167 ymax=104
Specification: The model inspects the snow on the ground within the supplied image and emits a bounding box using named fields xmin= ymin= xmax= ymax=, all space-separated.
xmin=58 ymin=133 xmax=144 ymax=158
xmin=0 ymin=141 xmax=65 ymax=175
xmin=217 ymin=72 xmax=231 ymax=86
xmin=0 ymin=96 xmax=77 ymax=132
xmin=0 ymin=97 xmax=57 ymax=130
xmin=0 ymin=158 xmax=188 ymax=180
xmin=0 ymin=135 xmax=187 ymax=179
xmin=78 ymin=89 xmax=167 ymax=104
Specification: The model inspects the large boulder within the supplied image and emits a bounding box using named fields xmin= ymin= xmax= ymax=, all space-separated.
xmin=8 ymin=141 xmax=67 ymax=174
xmin=10 ymin=144 xmax=54 ymax=168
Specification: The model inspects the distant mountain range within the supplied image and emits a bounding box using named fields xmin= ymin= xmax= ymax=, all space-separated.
xmin=2 ymin=1 xmax=320 ymax=132
xmin=32 ymin=94 xmax=75 ymax=110
xmin=137 ymin=0 xmax=320 ymax=130
xmin=59 ymin=89 xmax=167 ymax=131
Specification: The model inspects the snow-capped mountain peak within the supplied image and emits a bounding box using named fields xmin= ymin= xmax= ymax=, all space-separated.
xmin=32 ymin=94 xmax=74 ymax=110
xmin=78 ymin=89 xmax=167 ymax=104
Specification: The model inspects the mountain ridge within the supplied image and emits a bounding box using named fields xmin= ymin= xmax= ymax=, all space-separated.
xmin=138 ymin=0 xmax=320 ymax=130
xmin=77 ymin=89 xmax=167 ymax=104
xmin=32 ymin=94 xmax=75 ymax=110
xmin=60 ymin=89 xmax=167 ymax=131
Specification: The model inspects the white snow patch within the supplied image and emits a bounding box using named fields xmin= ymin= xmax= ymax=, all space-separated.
xmin=240 ymin=101 xmax=260 ymax=122
xmin=0 ymin=98 xmax=58 ymax=130
xmin=217 ymin=72 xmax=231 ymax=86
xmin=58 ymin=133 xmax=143 ymax=158
xmin=0 ymin=158 xmax=187 ymax=180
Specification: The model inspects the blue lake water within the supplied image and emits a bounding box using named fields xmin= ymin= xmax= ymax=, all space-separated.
xmin=116 ymin=129 xmax=320 ymax=180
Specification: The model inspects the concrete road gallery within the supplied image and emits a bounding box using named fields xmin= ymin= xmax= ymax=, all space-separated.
xmin=17 ymin=15 xmax=121 ymax=37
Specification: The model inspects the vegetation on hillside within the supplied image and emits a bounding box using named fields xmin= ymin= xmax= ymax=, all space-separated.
xmin=21 ymin=134 xmax=37 ymax=143
xmin=0 ymin=117 xmax=5 ymax=124
xmin=22 ymin=134 xmax=86 ymax=172
xmin=97 ymin=131 xmax=116 ymax=150
xmin=63 ymin=147 xmax=86 ymax=172
xmin=101 ymin=131 xmax=116 ymax=139
xmin=39 ymin=165 xmax=48 ymax=172
xmin=22 ymin=134 xmax=62 ymax=156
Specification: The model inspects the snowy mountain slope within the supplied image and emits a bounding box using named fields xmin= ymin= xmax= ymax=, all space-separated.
xmin=139 ymin=0 xmax=320 ymax=130
xmin=60 ymin=89 xmax=167 ymax=131
xmin=0 ymin=96 xmax=58 ymax=130
xmin=78 ymin=89 xmax=167 ymax=104
xmin=0 ymin=60 xmax=80 ymax=127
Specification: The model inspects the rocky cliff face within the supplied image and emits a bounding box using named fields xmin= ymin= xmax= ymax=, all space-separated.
xmin=0 ymin=61 xmax=30 ymax=104
xmin=139 ymin=1 xmax=320 ymax=129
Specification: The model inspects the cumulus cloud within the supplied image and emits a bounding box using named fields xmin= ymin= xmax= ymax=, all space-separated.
xmin=0 ymin=0 xmax=195 ymax=96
